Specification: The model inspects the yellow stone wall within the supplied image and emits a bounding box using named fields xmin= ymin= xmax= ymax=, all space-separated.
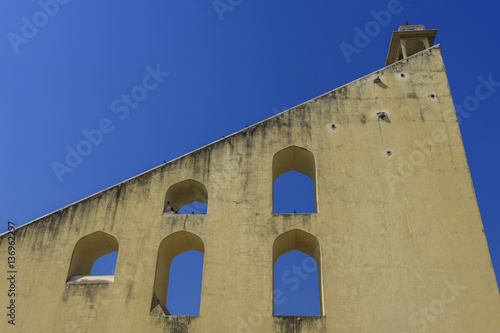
xmin=1 ymin=45 xmax=499 ymax=332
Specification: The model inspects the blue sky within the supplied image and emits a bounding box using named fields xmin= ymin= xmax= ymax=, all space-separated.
xmin=1 ymin=0 xmax=499 ymax=316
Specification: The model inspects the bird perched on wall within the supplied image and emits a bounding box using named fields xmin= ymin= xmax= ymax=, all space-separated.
xmin=294 ymin=210 xmax=296 ymax=214
xmin=405 ymin=20 xmax=408 ymax=25
xmin=164 ymin=202 xmax=175 ymax=213
xmin=191 ymin=211 xmax=194 ymax=214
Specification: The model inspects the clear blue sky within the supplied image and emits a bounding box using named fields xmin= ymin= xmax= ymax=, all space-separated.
xmin=1 ymin=0 xmax=499 ymax=316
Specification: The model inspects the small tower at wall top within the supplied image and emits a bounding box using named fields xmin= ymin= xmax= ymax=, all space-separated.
xmin=386 ymin=24 xmax=438 ymax=65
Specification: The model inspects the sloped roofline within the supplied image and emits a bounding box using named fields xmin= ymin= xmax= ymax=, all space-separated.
xmin=1 ymin=44 xmax=441 ymax=238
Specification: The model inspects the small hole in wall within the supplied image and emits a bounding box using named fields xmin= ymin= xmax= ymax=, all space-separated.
xmin=331 ymin=124 xmax=336 ymax=130
xmin=386 ymin=151 xmax=393 ymax=157
xmin=430 ymin=94 xmax=436 ymax=99
xmin=400 ymin=73 xmax=406 ymax=78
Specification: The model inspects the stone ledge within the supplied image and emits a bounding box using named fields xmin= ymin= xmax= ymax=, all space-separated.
xmin=66 ymin=275 xmax=114 ymax=285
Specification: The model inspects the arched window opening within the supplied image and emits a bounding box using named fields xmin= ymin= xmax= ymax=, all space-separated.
xmin=91 ymin=251 xmax=118 ymax=276
xmin=66 ymin=231 xmax=118 ymax=285
xmin=406 ymin=39 xmax=426 ymax=57
xmin=166 ymin=250 xmax=204 ymax=315
xmin=151 ymin=231 xmax=205 ymax=316
xmin=177 ymin=201 xmax=208 ymax=215
xmin=272 ymin=146 xmax=317 ymax=214
xmin=164 ymin=179 xmax=208 ymax=215
xmin=274 ymin=251 xmax=320 ymax=315
xmin=274 ymin=170 xmax=315 ymax=214
xmin=273 ymin=229 xmax=323 ymax=316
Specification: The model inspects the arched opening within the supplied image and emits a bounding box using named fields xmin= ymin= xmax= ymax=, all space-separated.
xmin=273 ymin=229 xmax=323 ymax=316
xmin=164 ymin=179 xmax=208 ymax=215
xmin=166 ymin=250 xmax=204 ymax=315
xmin=274 ymin=171 xmax=315 ymax=214
xmin=177 ymin=202 xmax=208 ymax=215
xmin=66 ymin=231 xmax=118 ymax=284
xmin=151 ymin=231 xmax=205 ymax=316
xmin=272 ymin=146 xmax=317 ymax=213
xmin=406 ymin=39 xmax=426 ymax=57
xmin=91 ymin=251 xmax=118 ymax=275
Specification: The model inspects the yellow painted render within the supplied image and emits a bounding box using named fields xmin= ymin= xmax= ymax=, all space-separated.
xmin=1 ymin=45 xmax=499 ymax=333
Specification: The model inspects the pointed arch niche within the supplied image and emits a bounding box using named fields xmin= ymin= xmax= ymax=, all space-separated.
xmin=66 ymin=231 xmax=118 ymax=285
xmin=164 ymin=179 xmax=208 ymax=215
xmin=273 ymin=229 xmax=323 ymax=315
xmin=151 ymin=231 xmax=205 ymax=316
xmin=272 ymin=146 xmax=317 ymax=213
